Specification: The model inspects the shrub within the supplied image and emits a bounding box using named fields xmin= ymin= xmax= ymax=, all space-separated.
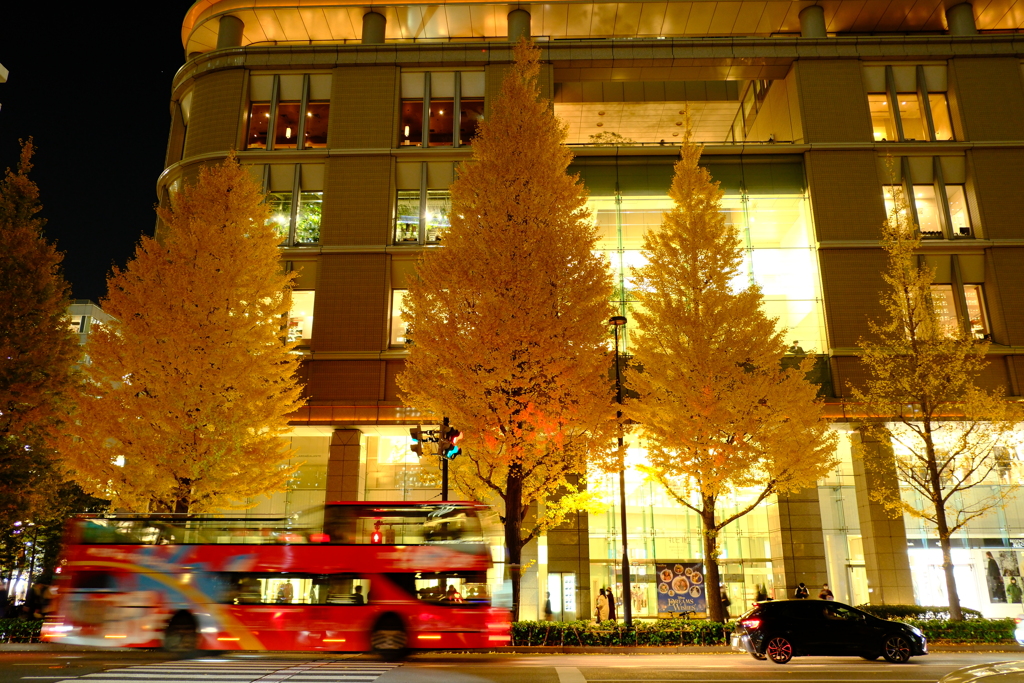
xmin=905 ymin=617 xmax=1016 ymax=643
xmin=856 ymin=604 xmax=983 ymax=620
xmin=0 ymin=619 xmax=42 ymax=643
xmin=511 ymin=619 xmax=734 ymax=647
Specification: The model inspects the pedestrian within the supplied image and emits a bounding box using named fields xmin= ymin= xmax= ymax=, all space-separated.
xmin=1007 ymin=577 xmax=1022 ymax=606
xmin=444 ymin=585 xmax=463 ymax=603
xmin=755 ymin=584 xmax=769 ymax=602
xmin=819 ymin=584 xmax=834 ymax=600
xmin=606 ymin=587 xmax=616 ymax=622
xmin=986 ymin=552 xmax=1007 ymax=602
xmin=596 ymin=587 xmax=609 ymax=622
xmin=794 ymin=582 xmax=809 ymax=599
xmin=720 ymin=589 xmax=731 ymax=620
xmin=544 ymin=591 xmax=554 ymax=621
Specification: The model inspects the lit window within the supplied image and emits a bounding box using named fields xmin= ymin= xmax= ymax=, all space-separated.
xmin=963 ymin=284 xmax=989 ymax=339
xmin=929 ymin=284 xmax=989 ymax=339
xmin=929 ymin=94 xmax=954 ymax=141
xmin=390 ymin=290 xmax=408 ymax=346
xmin=911 ymin=185 xmax=941 ymax=237
xmin=945 ymin=185 xmax=970 ymax=237
xmin=896 ymin=94 xmax=925 ymax=141
xmin=295 ymin=192 xmax=322 ymax=244
xmin=265 ymin=164 xmax=323 ymax=246
xmin=288 ymin=290 xmax=315 ymax=345
xmin=930 ymin=285 xmax=959 ymax=335
xmin=246 ymin=74 xmax=331 ymax=151
xmin=868 ymin=94 xmax=895 ymax=141
xmin=267 ymin=192 xmax=293 ymax=243
xmin=399 ymin=71 xmax=485 ymax=148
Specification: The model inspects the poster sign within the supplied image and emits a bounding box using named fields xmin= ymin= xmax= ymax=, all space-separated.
xmin=655 ymin=562 xmax=707 ymax=615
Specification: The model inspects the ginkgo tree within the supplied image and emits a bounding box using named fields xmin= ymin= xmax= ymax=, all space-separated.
xmin=851 ymin=183 xmax=1023 ymax=621
xmin=0 ymin=140 xmax=83 ymax=568
xmin=65 ymin=155 xmax=305 ymax=513
xmin=624 ymin=130 xmax=839 ymax=623
xmin=398 ymin=39 xmax=616 ymax=619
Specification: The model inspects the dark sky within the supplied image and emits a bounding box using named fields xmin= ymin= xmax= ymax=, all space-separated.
xmin=1 ymin=3 xmax=195 ymax=302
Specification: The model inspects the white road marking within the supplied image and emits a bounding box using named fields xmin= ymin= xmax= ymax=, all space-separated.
xmin=557 ymin=667 xmax=589 ymax=683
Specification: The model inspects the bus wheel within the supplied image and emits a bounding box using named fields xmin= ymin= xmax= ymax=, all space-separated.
xmin=163 ymin=612 xmax=199 ymax=658
xmin=371 ymin=615 xmax=408 ymax=662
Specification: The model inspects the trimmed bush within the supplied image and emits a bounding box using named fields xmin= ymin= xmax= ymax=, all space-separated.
xmin=0 ymin=618 xmax=42 ymax=643
xmin=512 ymin=619 xmax=734 ymax=647
xmin=906 ymin=617 xmax=1016 ymax=644
xmin=857 ymin=604 xmax=983 ymax=620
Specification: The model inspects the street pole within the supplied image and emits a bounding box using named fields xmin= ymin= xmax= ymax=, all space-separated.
xmin=441 ymin=417 xmax=450 ymax=501
xmin=610 ymin=315 xmax=632 ymax=628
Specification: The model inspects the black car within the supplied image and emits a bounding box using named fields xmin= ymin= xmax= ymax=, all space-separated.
xmin=731 ymin=599 xmax=928 ymax=664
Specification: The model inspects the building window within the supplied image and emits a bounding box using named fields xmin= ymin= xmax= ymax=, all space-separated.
xmin=390 ymin=290 xmax=408 ymax=346
xmin=931 ymin=284 xmax=989 ymax=339
xmin=265 ymin=164 xmax=324 ymax=246
xmin=865 ymin=65 xmax=954 ymax=142
xmin=394 ymin=162 xmax=454 ymax=244
xmin=882 ymin=157 xmax=972 ymax=240
xmin=246 ymin=74 xmax=332 ymax=151
xmin=288 ymin=290 xmax=315 ymax=345
xmin=399 ymin=71 xmax=485 ymax=148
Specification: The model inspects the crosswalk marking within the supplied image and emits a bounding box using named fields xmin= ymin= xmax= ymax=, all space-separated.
xmin=54 ymin=659 xmax=398 ymax=683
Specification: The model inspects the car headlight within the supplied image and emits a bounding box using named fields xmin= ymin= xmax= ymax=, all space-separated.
xmin=906 ymin=625 xmax=924 ymax=638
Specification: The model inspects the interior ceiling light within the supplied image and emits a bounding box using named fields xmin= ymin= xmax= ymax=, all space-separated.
xmin=596 ymin=122 xmax=604 ymax=127
xmin=285 ymin=127 xmax=292 ymax=139
xmin=598 ymin=111 xmax=605 ymax=115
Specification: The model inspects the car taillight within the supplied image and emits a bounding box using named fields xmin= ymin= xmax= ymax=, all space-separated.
xmin=740 ymin=618 xmax=762 ymax=631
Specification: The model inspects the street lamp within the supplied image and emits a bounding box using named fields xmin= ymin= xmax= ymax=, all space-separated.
xmin=610 ymin=315 xmax=632 ymax=628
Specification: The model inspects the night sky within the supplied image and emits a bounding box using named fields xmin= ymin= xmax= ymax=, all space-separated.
xmin=1 ymin=3 xmax=195 ymax=302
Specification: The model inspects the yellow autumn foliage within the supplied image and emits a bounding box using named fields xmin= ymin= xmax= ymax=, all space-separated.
xmin=397 ymin=39 xmax=616 ymax=616
xmin=851 ymin=179 xmax=1023 ymax=620
xmin=64 ymin=155 xmax=305 ymax=512
xmin=624 ymin=129 xmax=838 ymax=621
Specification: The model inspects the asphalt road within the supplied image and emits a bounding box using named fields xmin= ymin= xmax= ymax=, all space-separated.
xmin=0 ymin=650 xmax=1019 ymax=683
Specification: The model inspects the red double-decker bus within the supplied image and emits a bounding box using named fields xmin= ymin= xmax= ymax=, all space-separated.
xmin=42 ymin=502 xmax=511 ymax=659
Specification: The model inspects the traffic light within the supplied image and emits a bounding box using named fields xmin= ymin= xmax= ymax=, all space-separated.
xmin=438 ymin=420 xmax=463 ymax=460
xmin=409 ymin=426 xmax=423 ymax=456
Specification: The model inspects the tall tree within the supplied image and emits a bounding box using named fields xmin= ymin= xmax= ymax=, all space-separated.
xmin=0 ymin=140 xmax=81 ymax=541
xmin=398 ymin=39 xmax=616 ymax=619
xmin=624 ymin=131 xmax=838 ymax=622
xmin=64 ymin=155 xmax=305 ymax=513
xmin=851 ymin=183 xmax=1022 ymax=621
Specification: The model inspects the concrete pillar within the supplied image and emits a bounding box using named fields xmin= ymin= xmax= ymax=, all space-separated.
xmin=362 ymin=11 xmax=386 ymax=45
xmin=851 ymin=429 xmax=916 ymax=605
xmin=946 ymin=3 xmax=978 ymax=36
xmin=215 ymin=15 xmax=245 ymax=49
xmin=799 ymin=5 xmax=827 ymax=38
xmin=768 ymin=487 xmax=829 ymax=600
xmin=326 ymin=429 xmax=363 ymax=502
xmin=507 ymin=9 xmax=531 ymax=41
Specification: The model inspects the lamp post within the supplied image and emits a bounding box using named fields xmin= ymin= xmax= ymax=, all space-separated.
xmin=610 ymin=315 xmax=632 ymax=628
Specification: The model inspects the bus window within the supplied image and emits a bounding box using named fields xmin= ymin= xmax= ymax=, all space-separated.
xmin=322 ymin=503 xmax=485 ymax=545
xmin=71 ymin=571 xmax=115 ymax=591
xmin=220 ymin=574 xmax=369 ymax=605
xmin=390 ymin=571 xmax=489 ymax=606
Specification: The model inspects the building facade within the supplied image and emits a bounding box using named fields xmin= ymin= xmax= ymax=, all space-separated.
xmin=160 ymin=0 xmax=1024 ymax=620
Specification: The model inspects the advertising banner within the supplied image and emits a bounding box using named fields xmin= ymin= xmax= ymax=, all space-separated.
xmin=655 ymin=562 xmax=707 ymax=616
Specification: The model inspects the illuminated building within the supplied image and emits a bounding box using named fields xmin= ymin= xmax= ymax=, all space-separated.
xmin=161 ymin=0 xmax=1024 ymax=619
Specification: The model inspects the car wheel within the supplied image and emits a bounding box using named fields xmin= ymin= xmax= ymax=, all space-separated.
xmin=765 ymin=636 xmax=793 ymax=664
xmin=371 ymin=615 xmax=408 ymax=662
xmin=882 ymin=635 xmax=911 ymax=663
xmin=750 ymin=652 xmax=767 ymax=661
xmin=163 ymin=613 xmax=199 ymax=658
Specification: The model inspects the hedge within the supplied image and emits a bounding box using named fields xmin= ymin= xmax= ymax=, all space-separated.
xmin=511 ymin=614 xmax=1017 ymax=647
xmin=0 ymin=618 xmax=42 ymax=643
xmin=512 ymin=619 xmax=733 ymax=647
xmin=857 ymin=604 xmax=983 ymax=620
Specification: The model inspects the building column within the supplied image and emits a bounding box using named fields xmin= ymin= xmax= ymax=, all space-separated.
xmin=799 ymin=5 xmax=827 ymax=38
xmin=946 ymin=3 xmax=978 ymax=36
xmin=215 ymin=15 xmax=245 ymax=49
xmin=326 ymin=429 xmax=363 ymax=502
xmin=547 ymin=505 xmax=591 ymax=622
xmin=507 ymin=9 xmax=531 ymax=41
xmin=362 ymin=12 xmax=386 ymax=45
xmin=768 ymin=487 xmax=828 ymax=600
xmin=851 ymin=429 xmax=916 ymax=605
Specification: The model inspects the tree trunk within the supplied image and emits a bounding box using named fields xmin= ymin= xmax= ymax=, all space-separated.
xmin=505 ymin=465 xmax=525 ymax=622
xmin=925 ymin=422 xmax=963 ymax=621
xmin=701 ymin=501 xmax=724 ymax=623
xmin=172 ymin=477 xmax=193 ymax=514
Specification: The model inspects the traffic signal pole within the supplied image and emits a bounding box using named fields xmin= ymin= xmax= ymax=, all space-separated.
xmin=442 ymin=457 xmax=449 ymax=502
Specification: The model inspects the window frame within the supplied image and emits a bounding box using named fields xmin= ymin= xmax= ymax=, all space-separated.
xmin=399 ymin=71 xmax=485 ymax=149
xmin=246 ymin=74 xmax=330 ymax=152
xmin=264 ymin=165 xmax=323 ymax=246
xmin=883 ymin=157 xmax=972 ymax=241
xmin=869 ymin=65 xmax=954 ymax=143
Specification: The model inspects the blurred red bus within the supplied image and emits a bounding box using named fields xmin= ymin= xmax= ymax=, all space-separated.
xmin=42 ymin=502 xmax=511 ymax=659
